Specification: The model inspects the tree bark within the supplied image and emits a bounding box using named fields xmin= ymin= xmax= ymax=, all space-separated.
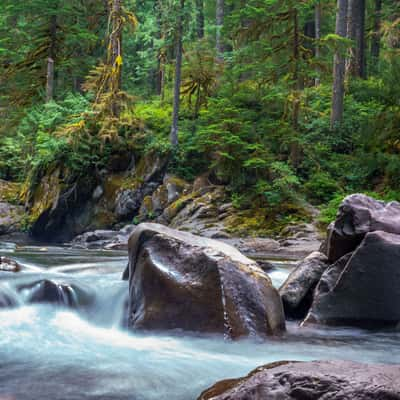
xmin=346 ymin=0 xmax=366 ymax=78
xmin=46 ymin=15 xmax=57 ymax=102
xmin=370 ymin=0 xmax=382 ymax=73
xmin=331 ymin=0 xmax=348 ymax=129
xmin=315 ymin=1 xmax=322 ymax=86
xmin=170 ymin=0 xmax=185 ymax=148
xmin=216 ymin=0 xmax=224 ymax=61
xmin=109 ymin=0 xmax=123 ymax=117
xmin=196 ymin=0 xmax=204 ymax=39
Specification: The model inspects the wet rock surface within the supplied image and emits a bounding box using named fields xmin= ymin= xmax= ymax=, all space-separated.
xmin=0 ymin=256 xmax=23 ymax=272
xmin=197 ymin=360 xmax=400 ymax=400
xmin=304 ymin=231 xmax=400 ymax=327
xmin=19 ymin=279 xmax=93 ymax=307
xmin=71 ymin=225 xmax=136 ymax=250
xmin=126 ymin=223 xmax=286 ymax=338
xmin=274 ymin=194 xmax=400 ymax=329
xmin=279 ymin=251 xmax=328 ymax=319
xmin=326 ymin=193 xmax=400 ymax=262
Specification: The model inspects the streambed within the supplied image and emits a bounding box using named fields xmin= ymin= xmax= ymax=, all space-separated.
xmin=0 ymin=242 xmax=399 ymax=400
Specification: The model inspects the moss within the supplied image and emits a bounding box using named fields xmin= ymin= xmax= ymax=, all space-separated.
xmin=92 ymin=210 xmax=117 ymax=229
xmin=0 ymin=180 xmax=22 ymax=204
xmin=164 ymin=193 xmax=196 ymax=221
xmin=224 ymin=205 xmax=311 ymax=238
xmin=165 ymin=176 xmax=189 ymax=190
xmin=28 ymin=168 xmax=61 ymax=224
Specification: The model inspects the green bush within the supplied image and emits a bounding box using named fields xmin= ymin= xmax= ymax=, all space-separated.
xmin=304 ymin=172 xmax=340 ymax=204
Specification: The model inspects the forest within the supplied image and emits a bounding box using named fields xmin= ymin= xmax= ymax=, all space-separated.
xmin=1 ymin=2 xmax=400 ymax=399
xmin=0 ymin=0 xmax=399 ymax=236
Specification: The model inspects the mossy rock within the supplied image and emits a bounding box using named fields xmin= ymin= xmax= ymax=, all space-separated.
xmin=224 ymin=204 xmax=311 ymax=238
xmin=139 ymin=195 xmax=154 ymax=219
xmin=28 ymin=167 xmax=62 ymax=224
xmin=0 ymin=180 xmax=22 ymax=205
xmin=163 ymin=193 xmax=196 ymax=222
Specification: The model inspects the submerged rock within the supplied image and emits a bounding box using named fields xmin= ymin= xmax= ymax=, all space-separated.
xmin=197 ymin=360 xmax=400 ymax=400
xmin=0 ymin=256 xmax=22 ymax=272
xmin=20 ymin=279 xmax=92 ymax=307
xmin=126 ymin=223 xmax=285 ymax=338
xmin=327 ymin=194 xmax=400 ymax=262
xmin=304 ymin=231 xmax=400 ymax=328
xmin=0 ymin=285 xmax=17 ymax=308
xmin=279 ymin=251 xmax=328 ymax=319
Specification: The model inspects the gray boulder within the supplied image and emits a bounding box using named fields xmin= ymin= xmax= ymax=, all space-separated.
xmin=115 ymin=189 xmax=144 ymax=219
xmin=126 ymin=223 xmax=285 ymax=339
xmin=304 ymin=231 xmax=400 ymax=327
xmin=279 ymin=251 xmax=328 ymax=319
xmin=327 ymin=194 xmax=400 ymax=262
xmin=197 ymin=360 xmax=400 ymax=400
xmin=0 ymin=202 xmax=24 ymax=236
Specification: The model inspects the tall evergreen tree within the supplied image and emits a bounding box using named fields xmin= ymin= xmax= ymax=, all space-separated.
xmin=331 ymin=0 xmax=348 ymax=128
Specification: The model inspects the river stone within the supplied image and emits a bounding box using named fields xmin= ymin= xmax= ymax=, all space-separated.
xmin=126 ymin=223 xmax=285 ymax=338
xmin=20 ymin=279 xmax=92 ymax=307
xmin=197 ymin=360 xmax=400 ymax=400
xmin=0 ymin=256 xmax=22 ymax=272
xmin=327 ymin=194 xmax=400 ymax=262
xmin=279 ymin=251 xmax=328 ymax=319
xmin=304 ymin=231 xmax=400 ymax=327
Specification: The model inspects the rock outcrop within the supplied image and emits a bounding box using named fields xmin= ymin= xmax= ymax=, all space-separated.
xmin=278 ymin=194 xmax=400 ymax=329
xmin=197 ymin=360 xmax=400 ymax=400
xmin=126 ymin=223 xmax=285 ymax=338
xmin=0 ymin=180 xmax=24 ymax=236
xmin=304 ymin=231 xmax=400 ymax=327
xmin=326 ymin=193 xmax=400 ymax=262
xmin=279 ymin=251 xmax=328 ymax=319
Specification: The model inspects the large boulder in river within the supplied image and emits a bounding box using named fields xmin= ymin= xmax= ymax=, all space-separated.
xmin=327 ymin=194 xmax=400 ymax=262
xmin=279 ymin=251 xmax=328 ymax=319
xmin=126 ymin=223 xmax=285 ymax=338
xmin=304 ymin=231 xmax=400 ymax=327
xmin=197 ymin=360 xmax=400 ymax=400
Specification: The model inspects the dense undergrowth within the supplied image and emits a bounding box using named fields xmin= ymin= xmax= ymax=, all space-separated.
xmin=1 ymin=0 xmax=400 ymax=234
xmin=2 ymin=62 xmax=400 ymax=230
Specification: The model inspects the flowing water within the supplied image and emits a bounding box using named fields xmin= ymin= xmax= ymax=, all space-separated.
xmin=0 ymin=241 xmax=399 ymax=400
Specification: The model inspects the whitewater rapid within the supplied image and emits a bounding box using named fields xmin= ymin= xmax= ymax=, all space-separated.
xmin=0 ymin=243 xmax=399 ymax=400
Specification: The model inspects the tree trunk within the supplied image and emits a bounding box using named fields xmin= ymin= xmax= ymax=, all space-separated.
xmin=290 ymin=8 xmax=301 ymax=168
xmin=315 ymin=1 xmax=322 ymax=86
xmin=170 ymin=0 xmax=185 ymax=148
xmin=46 ymin=15 xmax=57 ymax=102
xmin=331 ymin=0 xmax=348 ymax=129
xmin=370 ymin=0 xmax=382 ymax=73
xmin=196 ymin=0 xmax=204 ymax=39
xmin=109 ymin=0 xmax=123 ymax=117
xmin=346 ymin=0 xmax=366 ymax=78
xmin=216 ymin=0 xmax=224 ymax=61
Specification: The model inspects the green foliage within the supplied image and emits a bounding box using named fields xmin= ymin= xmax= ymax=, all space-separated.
xmin=304 ymin=172 xmax=341 ymax=204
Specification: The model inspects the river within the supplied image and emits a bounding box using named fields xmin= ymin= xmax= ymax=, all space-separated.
xmin=0 ymin=242 xmax=399 ymax=400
